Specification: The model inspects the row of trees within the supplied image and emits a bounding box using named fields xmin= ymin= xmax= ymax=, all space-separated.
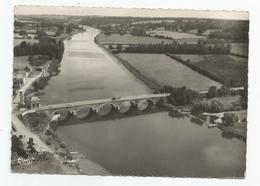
xmin=123 ymin=41 xmax=231 ymax=54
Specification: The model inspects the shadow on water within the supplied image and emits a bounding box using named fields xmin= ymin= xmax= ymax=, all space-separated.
xmin=58 ymin=106 xmax=246 ymax=142
xmin=58 ymin=107 xmax=169 ymax=127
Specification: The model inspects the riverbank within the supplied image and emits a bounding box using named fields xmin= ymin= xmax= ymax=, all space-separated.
xmin=12 ymin=30 xmax=111 ymax=175
xmin=95 ymin=36 xmax=163 ymax=90
xmin=163 ymin=103 xmax=247 ymax=142
xmin=12 ymin=110 xmax=110 ymax=175
xmin=201 ymin=111 xmax=247 ymax=141
xmin=22 ymin=31 xmax=81 ymax=101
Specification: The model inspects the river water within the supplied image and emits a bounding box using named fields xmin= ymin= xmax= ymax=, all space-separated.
xmin=41 ymin=27 xmax=246 ymax=177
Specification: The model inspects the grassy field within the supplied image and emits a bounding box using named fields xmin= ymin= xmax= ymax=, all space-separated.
xmin=147 ymin=30 xmax=206 ymax=43
xmin=117 ymin=53 xmax=221 ymax=91
xmin=96 ymin=34 xmax=174 ymax=44
xmin=175 ymin=54 xmax=248 ymax=64
xmin=231 ymin=43 xmax=248 ymax=56
xmin=13 ymin=56 xmax=41 ymax=76
xmin=13 ymin=56 xmax=32 ymax=70
xmin=172 ymin=54 xmax=248 ymax=87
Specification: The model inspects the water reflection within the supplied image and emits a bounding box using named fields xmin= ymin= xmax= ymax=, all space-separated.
xmin=57 ymin=111 xmax=246 ymax=177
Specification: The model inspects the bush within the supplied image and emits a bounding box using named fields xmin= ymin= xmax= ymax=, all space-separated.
xmin=222 ymin=113 xmax=238 ymax=126
xmin=60 ymin=143 xmax=66 ymax=149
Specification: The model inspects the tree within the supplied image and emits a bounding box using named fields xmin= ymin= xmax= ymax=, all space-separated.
xmin=217 ymin=86 xmax=230 ymax=97
xmin=240 ymin=85 xmax=248 ymax=109
xmin=116 ymin=44 xmax=123 ymax=52
xmin=109 ymin=44 xmax=114 ymax=50
xmin=209 ymin=100 xmax=224 ymax=113
xmin=207 ymin=86 xmax=217 ymax=98
xmin=222 ymin=113 xmax=238 ymax=126
xmin=19 ymin=30 xmax=27 ymax=38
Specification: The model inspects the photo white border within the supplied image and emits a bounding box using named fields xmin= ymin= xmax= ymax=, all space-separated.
xmin=1 ymin=0 xmax=259 ymax=186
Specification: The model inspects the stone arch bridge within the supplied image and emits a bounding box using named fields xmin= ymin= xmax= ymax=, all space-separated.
xmin=22 ymin=93 xmax=170 ymax=121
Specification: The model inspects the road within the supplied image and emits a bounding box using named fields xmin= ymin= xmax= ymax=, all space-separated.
xmin=27 ymin=93 xmax=170 ymax=112
xmin=12 ymin=64 xmax=51 ymax=152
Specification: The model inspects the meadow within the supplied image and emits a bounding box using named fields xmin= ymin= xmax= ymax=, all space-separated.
xmin=146 ymin=30 xmax=206 ymax=43
xmin=172 ymin=54 xmax=248 ymax=87
xmin=231 ymin=43 xmax=248 ymax=56
xmin=117 ymin=53 xmax=221 ymax=92
xmin=96 ymin=34 xmax=174 ymax=45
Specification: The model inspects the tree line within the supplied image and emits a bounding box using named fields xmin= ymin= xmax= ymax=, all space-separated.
xmin=122 ymin=41 xmax=231 ymax=54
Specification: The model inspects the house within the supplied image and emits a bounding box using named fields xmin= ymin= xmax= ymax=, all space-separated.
xmin=30 ymin=96 xmax=41 ymax=108
xmin=199 ymin=90 xmax=208 ymax=99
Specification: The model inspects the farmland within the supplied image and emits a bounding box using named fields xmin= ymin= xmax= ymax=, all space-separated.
xmin=146 ymin=30 xmax=206 ymax=43
xmin=231 ymin=43 xmax=248 ymax=56
xmin=95 ymin=33 xmax=174 ymax=44
xmin=172 ymin=54 xmax=248 ymax=87
xmin=117 ymin=53 xmax=221 ymax=92
xmin=13 ymin=56 xmax=32 ymax=70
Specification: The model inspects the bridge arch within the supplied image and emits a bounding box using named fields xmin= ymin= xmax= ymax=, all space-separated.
xmin=96 ymin=103 xmax=119 ymax=116
xmin=75 ymin=106 xmax=95 ymax=120
xmin=118 ymin=101 xmax=132 ymax=114
xmin=53 ymin=109 xmax=70 ymax=122
xmin=137 ymin=99 xmax=154 ymax=111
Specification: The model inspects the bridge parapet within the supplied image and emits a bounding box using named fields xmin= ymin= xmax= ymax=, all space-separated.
xmin=21 ymin=93 xmax=170 ymax=116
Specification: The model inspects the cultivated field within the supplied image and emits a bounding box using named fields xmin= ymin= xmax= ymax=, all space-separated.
xmin=146 ymin=30 xmax=206 ymax=43
xmin=172 ymin=54 xmax=248 ymax=87
xmin=117 ymin=53 xmax=221 ymax=91
xmin=231 ymin=43 xmax=248 ymax=56
xmin=96 ymin=34 xmax=174 ymax=44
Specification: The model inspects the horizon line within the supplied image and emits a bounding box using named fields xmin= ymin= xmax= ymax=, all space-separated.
xmin=14 ymin=6 xmax=249 ymax=21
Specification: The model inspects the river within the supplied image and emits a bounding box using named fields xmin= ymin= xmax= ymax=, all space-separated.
xmin=40 ymin=27 xmax=246 ymax=177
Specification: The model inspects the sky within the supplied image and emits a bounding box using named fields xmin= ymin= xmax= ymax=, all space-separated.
xmin=15 ymin=6 xmax=249 ymax=20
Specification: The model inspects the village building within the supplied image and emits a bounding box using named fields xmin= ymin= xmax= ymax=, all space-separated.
xmin=30 ymin=96 xmax=41 ymax=108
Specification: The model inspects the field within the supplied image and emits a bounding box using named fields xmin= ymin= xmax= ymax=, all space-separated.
xmin=13 ymin=56 xmax=39 ymax=76
xmin=172 ymin=54 xmax=248 ymax=87
xmin=117 ymin=53 xmax=221 ymax=92
xmin=231 ymin=43 xmax=248 ymax=56
xmin=13 ymin=56 xmax=32 ymax=70
xmin=146 ymin=30 xmax=206 ymax=43
xmin=14 ymin=39 xmax=39 ymax=47
xmin=96 ymin=34 xmax=174 ymax=44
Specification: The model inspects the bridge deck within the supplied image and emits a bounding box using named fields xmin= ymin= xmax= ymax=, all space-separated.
xmin=32 ymin=93 xmax=170 ymax=112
